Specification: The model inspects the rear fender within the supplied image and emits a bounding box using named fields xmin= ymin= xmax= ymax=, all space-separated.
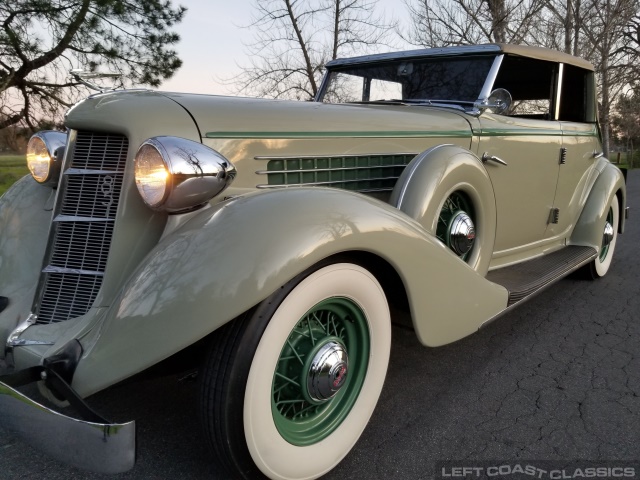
xmin=570 ymin=163 xmax=626 ymax=248
xmin=72 ymin=188 xmax=508 ymax=396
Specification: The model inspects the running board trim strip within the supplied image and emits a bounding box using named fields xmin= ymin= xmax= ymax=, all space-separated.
xmin=486 ymin=245 xmax=597 ymax=307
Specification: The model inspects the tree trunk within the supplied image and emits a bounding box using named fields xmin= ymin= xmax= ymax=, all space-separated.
xmin=565 ymin=0 xmax=573 ymax=53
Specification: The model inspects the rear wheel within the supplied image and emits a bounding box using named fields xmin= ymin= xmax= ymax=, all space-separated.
xmin=200 ymin=262 xmax=391 ymax=479
xmin=587 ymin=194 xmax=619 ymax=279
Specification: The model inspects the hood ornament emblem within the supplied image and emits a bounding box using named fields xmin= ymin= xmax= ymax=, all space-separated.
xmin=70 ymin=69 xmax=122 ymax=92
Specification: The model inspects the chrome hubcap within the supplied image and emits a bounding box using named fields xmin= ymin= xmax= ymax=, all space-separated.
xmin=306 ymin=341 xmax=349 ymax=402
xmin=448 ymin=212 xmax=476 ymax=256
xmin=602 ymin=221 xmax=614 ymax=250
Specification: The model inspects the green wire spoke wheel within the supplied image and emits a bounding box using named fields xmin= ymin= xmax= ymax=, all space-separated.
xmin=271 ymin=297 xmax=369 ymax=445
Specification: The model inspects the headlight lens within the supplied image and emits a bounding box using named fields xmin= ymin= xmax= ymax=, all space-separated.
xmin=134 ymin=137 xmax=236 ymax=213
xmin=134 ymin=144 xmax=169 ymax=208
xmin=26 ymin=137 xmax=51 ymax=183
xmin=26 ymin=131 xmax=67 ymax=186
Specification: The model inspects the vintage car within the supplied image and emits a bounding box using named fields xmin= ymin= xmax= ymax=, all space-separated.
xmin=0 ymin=44 xmax=628 ymax=479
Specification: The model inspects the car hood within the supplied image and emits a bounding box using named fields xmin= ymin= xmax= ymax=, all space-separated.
xmin=161 ymin=92 xmax=473 ymax=139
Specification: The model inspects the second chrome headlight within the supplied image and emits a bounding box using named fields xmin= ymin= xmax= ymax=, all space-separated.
xmin=26 ymin=131 xmax=67 ymax=186
xmin=134 ymin=136 xmax=236 ymax=213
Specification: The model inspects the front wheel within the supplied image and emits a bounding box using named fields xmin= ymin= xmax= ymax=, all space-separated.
xmin=200 ymin=262 xmax=391 ymax=479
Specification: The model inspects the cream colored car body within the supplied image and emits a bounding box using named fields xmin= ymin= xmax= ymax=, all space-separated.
xmin=0 ymin=43 xmax=627 ymax=477
xmin=1 ymin=45 xmax=627 ymax=391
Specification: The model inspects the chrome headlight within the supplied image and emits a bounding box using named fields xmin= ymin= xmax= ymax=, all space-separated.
xmin=134 ymin=136 xmax=236 ymax=213
xmin=26 ymin=131 xmax=67 ymax=186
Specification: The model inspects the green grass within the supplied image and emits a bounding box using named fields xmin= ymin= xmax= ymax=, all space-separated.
xmin=0 ymin=155 xmax=28 ymax=197
xmin=611 ymin=151 xmax=639 ymax=169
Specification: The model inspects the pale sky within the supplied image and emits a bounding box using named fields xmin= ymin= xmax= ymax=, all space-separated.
xmin=158 ymin=0 xmax=411 ymax=95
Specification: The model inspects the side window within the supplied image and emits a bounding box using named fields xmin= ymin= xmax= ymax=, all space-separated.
xmin=558 ymin=65 xmax=591 ymax=122
xmin=322 ymin=72 xmax=402 ymax=103
xmin=368 ymin=79 xmax=403 ymax=101
xmin=493 ymin=56 xmax=557 ymax=120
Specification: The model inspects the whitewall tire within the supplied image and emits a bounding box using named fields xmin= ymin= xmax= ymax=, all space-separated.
xmin=590 ymin=194 xmax=619 ymax=278
xmin=200 ymin=261 xmax=391 ymax=480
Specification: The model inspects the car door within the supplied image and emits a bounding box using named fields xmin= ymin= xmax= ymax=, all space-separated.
xmin=477 ymin=114 xmax=561 ymax=255
xmin=545 ymin=65 xmax=601 ymax=240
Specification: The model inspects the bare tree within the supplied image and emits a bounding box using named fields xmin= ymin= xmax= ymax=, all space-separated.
xmin=0 ymin=0 xmax=185 ymax=132
xmin=233 ymin=0 xmax=396 ymax=100
xmin=404 ymin=0 xmax=640 ymax=157
xmin=611 ymin=87 xmax=640 ymax=167
xmin=578 ymin=0 xmax=639 ymax=155
xmin=402 ymin=0 xmax=545 ymax=47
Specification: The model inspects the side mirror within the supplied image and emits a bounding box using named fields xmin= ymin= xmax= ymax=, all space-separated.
xmin=475 ymin=88 xmax=512 ymax=115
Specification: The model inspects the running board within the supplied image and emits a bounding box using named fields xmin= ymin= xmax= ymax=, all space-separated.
xmin=486 ymin=245 xmax=597 ymax=306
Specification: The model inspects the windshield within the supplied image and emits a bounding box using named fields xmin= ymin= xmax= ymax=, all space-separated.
xmin=318 ymin=55 xmax=496 ymax=105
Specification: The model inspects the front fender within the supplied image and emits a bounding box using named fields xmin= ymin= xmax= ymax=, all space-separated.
xmin=570 ymin=162 xmax=626 ymax=249
xmin=73 ymin=188 xmax=508 ymax=396
xmin=0 ymin=176 xmax=53 ymax=358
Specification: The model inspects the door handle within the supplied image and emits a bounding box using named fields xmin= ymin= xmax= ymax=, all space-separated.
xmin=481 ymin=152 xmax=508 ymax=166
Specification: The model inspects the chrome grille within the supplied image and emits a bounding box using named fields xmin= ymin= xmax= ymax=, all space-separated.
xmin=38 ymin=273 xmax=104 ymax=322
xmin=49 ymin=221 xmax=113 ymax=272
xmin=256 ymin=153 xmax=417 ymax=193
xmin=71 ymin=132 xmax=128 ymax=170
xmin=60 ymin=174 xmax=122 ymax=218
xmin=35 ymin=131 xmax=128 ymax=324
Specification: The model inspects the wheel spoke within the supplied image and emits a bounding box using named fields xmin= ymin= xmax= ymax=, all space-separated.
xmin=275 ymin=372 xmax=300 ymax=387
xmin=286 ymin=339 xmax=305 ymax=365
xmin=306 ymin=318 xmax=317 ymax=345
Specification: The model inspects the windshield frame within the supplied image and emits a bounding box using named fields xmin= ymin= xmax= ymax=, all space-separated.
xmin=315 ymin=54 xmax=504 ymax=114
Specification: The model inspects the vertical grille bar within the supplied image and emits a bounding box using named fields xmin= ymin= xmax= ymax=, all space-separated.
xmin=35 ymin=131 xmax=128 ymax=324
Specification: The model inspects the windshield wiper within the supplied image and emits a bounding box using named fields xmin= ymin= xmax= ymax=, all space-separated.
xmin=347 ymin=100 xmax=408 ymax=105
xmin=392 ymin=99 xmax=475 ymax=106
xmin=348 ymin=98 xmax=474 ymax=107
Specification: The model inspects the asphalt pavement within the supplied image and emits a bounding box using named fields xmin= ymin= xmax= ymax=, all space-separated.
xmin=1 ymin=170 xmax=639 ymax=480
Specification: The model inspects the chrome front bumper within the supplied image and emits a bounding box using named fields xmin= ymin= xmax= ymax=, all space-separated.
xmin=0 ymin=375 xmax=135 ymax=474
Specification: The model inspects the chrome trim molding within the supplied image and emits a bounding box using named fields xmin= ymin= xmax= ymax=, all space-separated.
xmin=28 ymin=131 xmax=68 ymax=187
xmin=475 ymin=54 xmax=505 ymax=111
xmin=393 ymin=144 xmax=450 ymax=207
xmin=0 ymin=379 xmax=135 ymax=474
xmin=554 ymin=63 xmax=564 ymax=120
xmin=254 ymin=152 xmax=418 ymax=160
xmin=602 ymin=221 xmax=614 ymax=249
xmin=42 ymin=266 xmax=106 ymax=276
xmin=54 ymin=215 xmax=114 ymax=223
xmin=481 ymin=152 xmax=508 ymax=166
xmin=6 ymin=313 xmax=37 ymax=348
xmin=307 ymin=341 xmax=349 ymax=402
xmin=256 ymin=164 xmax=412 ymax=175
xmin=325 ymin=45 xmax=501 ymax=68
xmin=135 ymin=136 xmax=236 ymax=213
xmin=65 ymin=168 xmax=121 ymax=175
xmin=258 ymin=176 xmax=407 ymax=189
xmin=449 ymin=212 xmax=476 ymax=256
